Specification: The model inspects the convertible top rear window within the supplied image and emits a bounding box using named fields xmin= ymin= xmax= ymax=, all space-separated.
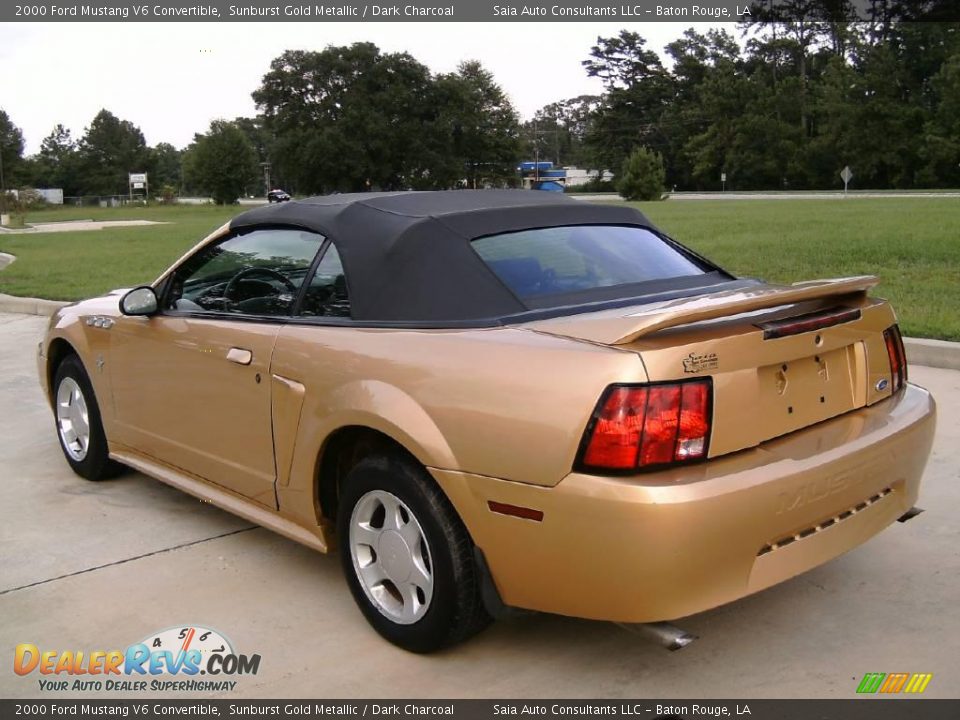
xmin=472 ymin=225 xmax=707 ymax=302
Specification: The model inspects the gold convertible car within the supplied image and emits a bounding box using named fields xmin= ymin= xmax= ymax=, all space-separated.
xmin=39 ymin=191 xmax=936 ymax=651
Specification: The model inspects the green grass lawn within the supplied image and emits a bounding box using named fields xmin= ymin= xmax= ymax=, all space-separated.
xmin=634 ymin=199 xmax=960 ymax=341
xmin=1 ymin=198 xmax=958 ymax=340
xmin=0 ymin=205 xmax=244 ymax=301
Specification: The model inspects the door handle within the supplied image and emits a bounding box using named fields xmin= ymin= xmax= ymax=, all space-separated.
xmin=226 ymin=347 xmax=253 ymax=365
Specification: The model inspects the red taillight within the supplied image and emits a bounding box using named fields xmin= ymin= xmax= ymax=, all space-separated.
xmin=582 ymin=387 xmax=647 ymax=469
xmin=579 ymin=380 xmax=712 ymax=472
xmin=883 ymin=324 xmax=907 ymax=393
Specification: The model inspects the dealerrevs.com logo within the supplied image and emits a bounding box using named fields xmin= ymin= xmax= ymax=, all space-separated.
xmin=14 ymin=625 xmax=261 ymax=693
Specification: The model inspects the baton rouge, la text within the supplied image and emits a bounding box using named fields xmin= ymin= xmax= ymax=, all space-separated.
xmin=492 ymin=706 xmax=752 ymax=716
xmin=491 ymin=5 xmax=750 ymax=17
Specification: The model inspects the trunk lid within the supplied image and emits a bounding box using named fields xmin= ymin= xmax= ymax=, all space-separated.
xmin=526 ymin=276 xmax=899 ymax=458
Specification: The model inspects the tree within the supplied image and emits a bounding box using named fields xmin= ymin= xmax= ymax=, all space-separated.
xmin=662 ymin=28 xmax=743 ymax=188
xmin=524 ymin=95 xmax=600 ymax=168
xmin=182 ymin=120 xmax=257 ymax=205
xmin=919 ymin=52 xmax=960 ymax=187
xmin=253 ymin=43 xmax=439 ymax=193
xmin=681 ymin=58 xmax=753 ymax=189
xmin=35 ymin=124 xmax=80 ymax=195
xmin=838 ymin=40 xmax=923 ymax=187
xmin=583 ymin=30 xmax=670 ymax=90
xmin=253 ymin=45 xmax=523 ymax=193
xmin=150 ymin=143 xmax=183 ymax=195
xmin=77 ymin=110 xmax=152 ymax=195
xmin=0 ymin=109 xmax=26 ymax=202
xmin=582 ymin=31 xmax=673 ymax=178
xmin=435 ymin=61 xmax=522 ymax=188
xmin=573 ymin=17 xmax=960 ymax=191
xmin=618 ymin=147 xmax=665 ymax=201
xmin=805 ymin=54 xmax=861 ymax=188
xmin=232 ymin=117 xmax=273 ymax=194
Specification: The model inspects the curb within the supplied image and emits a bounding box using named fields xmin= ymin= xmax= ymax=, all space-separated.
xmin=0 ymin=293 xmax=70 ymax=316
xmin=902 ymin=337 xmax=960 ymax=372
xmin=0 ymin=253 xmax=72 ymax=315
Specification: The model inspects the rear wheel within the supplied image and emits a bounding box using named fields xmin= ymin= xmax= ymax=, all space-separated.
xmin=337 ymin=454 xmax=492 ymax=652
xmin=53 ymin=355 xmax=122 ymax=481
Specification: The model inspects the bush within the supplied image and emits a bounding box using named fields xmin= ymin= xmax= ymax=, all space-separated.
xmin=618 ymin=147 xmax=666 ymax=201
xmin=565 ymin=177 xmax=617 ymax=193
xmin=159 ymin=185 xmax=178 ymax=204
xmin=1 ymin=188 xmax=44 ymax=226
xmin=16 ymin=188 xmax=46 ymax=210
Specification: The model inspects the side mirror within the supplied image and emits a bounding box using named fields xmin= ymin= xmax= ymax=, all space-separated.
xmin=119 ymin=286 xmax=159 ymax=316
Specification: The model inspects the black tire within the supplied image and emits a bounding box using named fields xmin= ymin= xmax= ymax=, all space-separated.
xmin=337 ymin=454 xmax=492 ymax=652
xmin=52 ymin=355 xmax=123 ymax=481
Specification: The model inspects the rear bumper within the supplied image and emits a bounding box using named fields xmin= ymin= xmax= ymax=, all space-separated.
xmin=431 ymin=382 xmax=936 ymax=623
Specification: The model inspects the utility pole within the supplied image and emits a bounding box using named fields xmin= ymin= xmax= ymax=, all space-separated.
xmin=260 ymin=162 xmax=271 ymax=196
xmin=533 ymin=120 xmax=540 ymax=186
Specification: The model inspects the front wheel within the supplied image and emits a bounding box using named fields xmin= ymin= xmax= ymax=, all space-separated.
xmin=337 ymin=454 xmax=492 ymax=652
xmin=53 ymin=355 xmax=122 ymax=481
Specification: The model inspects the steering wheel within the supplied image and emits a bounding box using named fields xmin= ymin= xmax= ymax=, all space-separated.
xmin=223 ymin=267 xmax=297 ymax=307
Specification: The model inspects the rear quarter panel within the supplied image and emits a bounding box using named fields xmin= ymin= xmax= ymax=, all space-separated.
xmin=272 ymin=324 xmax=645 ymax=525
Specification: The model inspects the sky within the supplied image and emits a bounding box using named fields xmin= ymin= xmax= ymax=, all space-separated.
xmin=0 ymin=21 xmax=722 ymax=154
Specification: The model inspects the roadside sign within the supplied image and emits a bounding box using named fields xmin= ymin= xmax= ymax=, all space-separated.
xmin=840 ymin=166 xmax=853 ymax=195
xmin=128 ymin=172 xmax=148 ymax=201
xmin=721 ymin=172 xmax=727 ymax=191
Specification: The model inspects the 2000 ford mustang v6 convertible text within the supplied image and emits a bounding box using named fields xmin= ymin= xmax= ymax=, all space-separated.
xmin=39 ymin=191 xmax=936 ymax=651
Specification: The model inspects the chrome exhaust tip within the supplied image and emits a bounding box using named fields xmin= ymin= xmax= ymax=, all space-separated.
xmin=616 ymin=621 xmax=698 ymax=651
xmin=898 ymin=506 xmax=925 ymax=523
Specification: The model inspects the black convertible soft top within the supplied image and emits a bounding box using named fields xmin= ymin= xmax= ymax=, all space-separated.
xmin=229 ymin=190 xmax=726 ymax=323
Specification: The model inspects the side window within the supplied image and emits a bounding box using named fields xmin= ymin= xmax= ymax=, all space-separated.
xmin=165 ymin=228 xmax=325 ymax=317
xmin=299 ymin=245 xmax=351 ymax=318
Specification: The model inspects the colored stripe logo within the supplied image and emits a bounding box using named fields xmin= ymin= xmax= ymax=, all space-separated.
xmin=857 ymin=672 xmax=933 ymax=694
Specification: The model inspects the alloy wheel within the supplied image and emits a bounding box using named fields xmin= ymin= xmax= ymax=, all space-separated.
xmin=349 ymin=489 xmax=435 ymax=625
xmin=56 ymin=376 xmax=90 ymax=462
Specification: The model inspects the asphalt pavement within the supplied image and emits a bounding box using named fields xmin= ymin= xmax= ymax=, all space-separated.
xmin=1 ymin=312 xmax=957 ymax=699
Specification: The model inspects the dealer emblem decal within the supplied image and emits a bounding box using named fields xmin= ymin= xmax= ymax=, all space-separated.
xmin=682 ymin=351 xmax=719 ymax=374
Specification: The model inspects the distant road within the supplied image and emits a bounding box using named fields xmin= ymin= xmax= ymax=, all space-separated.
xmin=669 ymin=191 xmax=960 ymax=200
xmin=573 ymin=191 xmax=960 ymax=202
xmin=174 ymin=192 xmax=960 ymax=206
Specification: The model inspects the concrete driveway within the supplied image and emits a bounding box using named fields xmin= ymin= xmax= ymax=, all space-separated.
xmin=1 ymin=312 xmax=957 ymax=699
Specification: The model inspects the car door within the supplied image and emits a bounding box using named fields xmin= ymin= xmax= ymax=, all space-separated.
xmin=109 ymin=226 xmax=327 ymax=508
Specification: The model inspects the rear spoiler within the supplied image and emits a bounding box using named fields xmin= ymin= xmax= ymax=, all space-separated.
xmin=528 ymin=276 xmax=879 ymax=346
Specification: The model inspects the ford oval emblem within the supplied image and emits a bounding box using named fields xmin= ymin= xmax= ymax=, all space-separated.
xmin=876 ymin=378 xmax=889 ymax=392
